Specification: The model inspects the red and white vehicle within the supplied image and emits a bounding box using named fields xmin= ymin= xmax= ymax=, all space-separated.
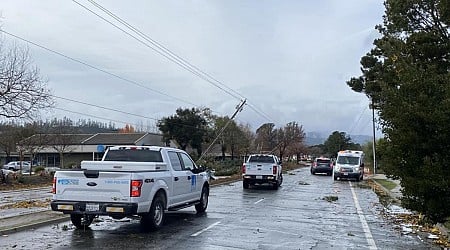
xmin=51 ymin=146 xmax=209 ymax=230
xmin=242 ymin=154 xmax=283 ymax=189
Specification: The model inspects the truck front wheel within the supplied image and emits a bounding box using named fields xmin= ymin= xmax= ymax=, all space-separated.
xmin=71 ymin=214 xmax=94 ymax=229
xmin=195 ymin=186 xmax=209 ymax=213
xmin=141 ymin=194 xmax=165 ymax=230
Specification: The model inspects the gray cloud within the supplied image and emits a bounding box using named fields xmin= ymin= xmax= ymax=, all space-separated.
xmin=1 ymin=0 xmax=384 ymax=136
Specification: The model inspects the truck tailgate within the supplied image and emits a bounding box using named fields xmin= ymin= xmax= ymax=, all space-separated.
xmin=81 ymin=161 xmax=167 ymax=171
xmin=54 ymin=170 xmax=133 ymax=203
xmin=245 ymin=163 xmax=275 ymax=176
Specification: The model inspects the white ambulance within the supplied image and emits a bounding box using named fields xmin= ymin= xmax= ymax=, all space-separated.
xmin=333 ymin=150 xmax=365 ymax=181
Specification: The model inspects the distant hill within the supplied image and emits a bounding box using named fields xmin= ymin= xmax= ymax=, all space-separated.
xmin=305 ymin=132 xmax=372 ymax=146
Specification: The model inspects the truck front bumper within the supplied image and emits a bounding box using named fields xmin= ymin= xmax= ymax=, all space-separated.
xmin=51 ymin=200 xmax=138 ymax=216
xmin=334 ymin=172 xmax=360 ymax=179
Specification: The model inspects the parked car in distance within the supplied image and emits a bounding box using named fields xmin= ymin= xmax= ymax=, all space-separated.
xmin=310 ymin=157 xmax=333 ymax=176
xmin=2 ymin=161 xmax=31 ymax=171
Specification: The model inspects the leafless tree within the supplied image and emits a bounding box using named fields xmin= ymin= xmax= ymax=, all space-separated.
xmin=18 ymin=132 xmax=48 ymax=175
xmin=0 ymin=42 xmax=54 ymax=119
xmin=51 ymin=133 xmax=78 ymax=169
xmin=0 ymin=123 xmax=21 ymax=162
xmin=275 ymin=122 xmax=306 ymax=160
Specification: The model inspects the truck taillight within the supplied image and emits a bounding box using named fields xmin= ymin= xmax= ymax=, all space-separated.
xmin=273 ymin=165 xmax=277 ymax=175
xmin=131 ymin=180 xmax=143 ymax=197
xmin=52 ymin=177 xmax=56 ymax=194
xmin=242 ymin=164 xmax=246 ymax=174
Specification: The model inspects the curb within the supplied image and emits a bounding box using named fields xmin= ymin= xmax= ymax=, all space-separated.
xmin=369 ymin=177 xmax=450 ymax=244
xmin=0 ymin=211 xmax=69 ymax=235
xmin=369 ymin=178 xmax=402 ymax=204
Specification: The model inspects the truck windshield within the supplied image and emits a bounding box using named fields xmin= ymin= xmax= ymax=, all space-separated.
xmin=337 ymin=156 xmax=359 ymax=165
xmin=248 ymin=155 xmax=275 ymax=163
xmin=104 ymin=149 xmax=163 ymax=162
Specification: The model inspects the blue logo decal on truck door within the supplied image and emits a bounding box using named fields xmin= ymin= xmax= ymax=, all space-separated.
xmin=58 ymin=179 xmax=79 ymax=185
xmin=191 ymin=175 xmax=197 ymax=191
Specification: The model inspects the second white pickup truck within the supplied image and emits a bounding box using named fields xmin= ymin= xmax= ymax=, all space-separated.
xmin=51 ymin=146 xmax=209 ymax=230
xmin=242 ymin=154 xmax=283 ymax=189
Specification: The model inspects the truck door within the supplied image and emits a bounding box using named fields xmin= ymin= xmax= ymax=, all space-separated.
xmin=167 ymin=151 xmax=191 ymax=205
xmin=179 ymin=153 xmax=201 ymax=201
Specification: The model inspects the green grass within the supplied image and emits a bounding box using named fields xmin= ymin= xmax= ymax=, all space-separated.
xmin=374 ymin=179 xmax=397 ymax=191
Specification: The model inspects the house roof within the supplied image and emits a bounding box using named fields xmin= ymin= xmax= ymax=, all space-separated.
xmin=21 ymin=133 xmax=162 ymax=146
xmin=82 ymin=133 xmax=148 ymax=145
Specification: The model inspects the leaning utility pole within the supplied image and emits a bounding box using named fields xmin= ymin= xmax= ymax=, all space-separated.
xmin=197 ymin=99 xmax=246 ymax=162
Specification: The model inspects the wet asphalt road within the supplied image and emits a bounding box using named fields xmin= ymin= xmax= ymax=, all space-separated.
xmin=0 ymin=167 xmax=439 ymax=249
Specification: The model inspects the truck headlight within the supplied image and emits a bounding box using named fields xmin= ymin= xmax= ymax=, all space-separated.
xmin=354 ymin=167 xmax=359 ymax=172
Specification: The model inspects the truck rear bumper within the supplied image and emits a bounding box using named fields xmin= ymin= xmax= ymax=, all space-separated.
xmin=243 ymin=175 xmax=278 ymax=184
xmin=50 ymin=200 xmax=138 ymax=216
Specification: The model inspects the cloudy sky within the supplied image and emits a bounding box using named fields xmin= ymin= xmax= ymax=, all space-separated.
xmin=0 ymin=0 xmax=384 ymax=137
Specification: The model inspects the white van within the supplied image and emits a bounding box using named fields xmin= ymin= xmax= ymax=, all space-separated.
xmin=333 ymin=150 xmax=365 ymax=181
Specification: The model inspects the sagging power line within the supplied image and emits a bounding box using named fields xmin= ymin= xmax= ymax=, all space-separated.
xmin=75 ymin=0 xmax=275 ymax=123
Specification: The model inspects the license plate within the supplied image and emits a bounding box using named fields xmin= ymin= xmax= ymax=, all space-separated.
xmin=57 ymin=204 xmax=73 ymax=211
xmin=86 ymin=203 xmax=99 ymax=212
xmin=343 ymin=173 xmax=348 ymax=176
xmin=256 ymin=176 xmax=262 ymax=179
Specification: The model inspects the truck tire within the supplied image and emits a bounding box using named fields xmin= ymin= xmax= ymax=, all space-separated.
xmin=272 ymin=181 xmax=279 ymax=190
xmin=243 ymin=180 xmax=249 ymax=189
xmin=195 ymin=186 xmax=209 ymax=213
xmin=71 ymin=214 xmax=94 ymax=229
xmin=141 ymin=193 xmax=165 ymax=230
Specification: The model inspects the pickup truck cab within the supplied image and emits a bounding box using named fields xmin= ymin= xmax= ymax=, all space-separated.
xmin=51 ymin=146 xmax=209 ymax=230
xmin=242 ymin=154 xmax=283 ymax=189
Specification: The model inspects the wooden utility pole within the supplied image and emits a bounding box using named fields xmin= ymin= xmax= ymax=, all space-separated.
xmin=372 ymin=99 xmax=377 ymax=175
xmin=197 ymin=99 xmax=246 ymax=162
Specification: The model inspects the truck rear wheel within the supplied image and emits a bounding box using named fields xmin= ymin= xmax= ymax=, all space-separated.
xmin=71 ymin=214 xmax=94 ymax=229
xmin=195 ymin=186 xmax=209 ymax=213
xmin=243 ymin=180 xmax=249 ymax=189
xmin=141 ymin=194 xmax=165 ymax=230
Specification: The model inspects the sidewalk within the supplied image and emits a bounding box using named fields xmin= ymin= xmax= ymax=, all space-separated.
xmin=0 ymin=209 xmax=69 ymax=235
xmin=368 ymin=173 xmax=402 ymax=202
xmin=368 ymin=173 xmax=449 ymax=240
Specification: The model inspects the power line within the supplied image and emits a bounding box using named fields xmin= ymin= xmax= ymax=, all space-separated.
xmin=76 ymin=0 xmax=276 ymax=123
xmin=52 ymin=95 xmax=210 ymax=131
xmin=73 ymin=0 xmax=241 ymax=101
xmin=86 ymin=0 xmax=245 ymax=101
xmin=348 ymin=105 xmax=368 ymax=135
xmin=53 ymin=95 xmax=159 ymax=121
xmin=53 ymin=107 xmax=150 ymax=130
xmin=0 ymin=29 xmax=197 ymax=107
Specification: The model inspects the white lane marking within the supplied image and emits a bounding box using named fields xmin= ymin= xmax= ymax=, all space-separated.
xmin=350 ymin=182 xmax=378 ymax=250
xmin=254 ymin=198 xmax=264 ymax=204
xmin=191 ymin=221 xmax=221 ymax=237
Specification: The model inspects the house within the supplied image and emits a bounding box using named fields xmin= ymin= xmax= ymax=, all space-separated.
xmin=16 ymin=132 xmax=173 ymax=168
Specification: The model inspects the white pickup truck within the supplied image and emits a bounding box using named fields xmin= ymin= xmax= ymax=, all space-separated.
xmin=242 ymin=154 xmax=283 ymax=189
xmin=50 ymin=146 xmax=209 ymax=230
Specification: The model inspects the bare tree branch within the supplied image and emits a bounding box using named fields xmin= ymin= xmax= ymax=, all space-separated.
xmin=0 ymin=42 xmax=54 ymax=119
